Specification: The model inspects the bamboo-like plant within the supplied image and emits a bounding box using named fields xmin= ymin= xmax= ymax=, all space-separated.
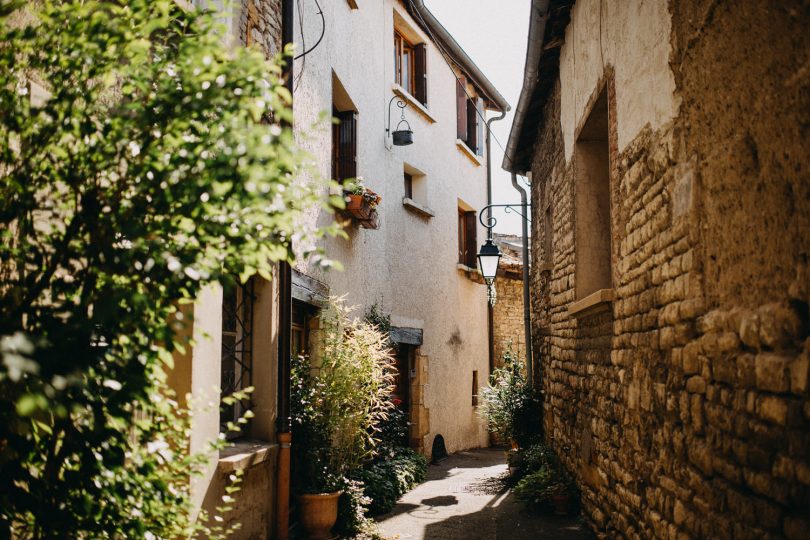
xmin=291 ymin=297 xmax=395 ymax=494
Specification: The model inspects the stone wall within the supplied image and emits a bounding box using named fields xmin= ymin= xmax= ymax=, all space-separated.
xmin=492 ymin=276 xmax=525 ymax=364
xmin=529 ymin=1 xmax=809 ymax=538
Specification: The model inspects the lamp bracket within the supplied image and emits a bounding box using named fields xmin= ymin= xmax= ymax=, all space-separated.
xmin=386 ymin=95 xmax=407 ymax=136
xmin=478 ymin=203 xmax=532 ymax=240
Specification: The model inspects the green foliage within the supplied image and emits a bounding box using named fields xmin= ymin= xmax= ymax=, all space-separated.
xmin=478 ymin=345 xmax=541 ymax=447
xmin=353 ymin=447 xmax=427 ymax=516
xmin=0 ymin=1 xmax=338 ymax=537
xmin=512 ymin=441 xmax=578 ymax=509
xmin=509 ymin=440 xmax=555 ymax=479
xmin=290 ymin=297 xmax=395 ymax=495
xmin=376 ymin=404 xmax=409 ymax=450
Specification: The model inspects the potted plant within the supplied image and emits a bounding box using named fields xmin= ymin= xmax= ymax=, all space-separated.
xmin=478 ymin=346 xmax=541 ymax=450
xmin=343 ymin=177 xmax=381 ymax=225
xmin=291 ymin=298 xmax=394 ymax=539
xmin=513 ymin=449 xmax=579 ymax=516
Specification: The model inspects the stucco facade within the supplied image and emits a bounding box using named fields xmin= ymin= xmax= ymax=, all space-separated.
xmin=506 ymin=0 xmax=810 ymax=538
xmin=291 ymin=0 xmax=506 ymax=454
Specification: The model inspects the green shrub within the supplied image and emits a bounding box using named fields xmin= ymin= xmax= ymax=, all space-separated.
xmin=0 ymin=1 xmax=338 ymax=537
xmin=512 ymin=442 xmax=578 ymax=510
xmin=509 ymin=440 xmax=555 ymax=478
xmin=353 ymin=447 xmax=427 ymax=516
xmin=479 ymin=346 xmax=542 ymax=447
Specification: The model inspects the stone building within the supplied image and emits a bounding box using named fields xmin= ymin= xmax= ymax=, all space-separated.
xmin=292 ymin=0 xmax=508 ymax=455
xmin=167 ymin=2 xmax=287 ymax=539
xmin=504 ymin=0 xmax=809 ymax=538
xmin=491 ymin=233 xmax=527 ymax=366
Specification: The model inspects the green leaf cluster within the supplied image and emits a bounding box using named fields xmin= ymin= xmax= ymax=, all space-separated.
xmin=290 ymin=297 xmax=396 ymax=496
xmin=0 ymin=0 xmax=339 ymax=537
xmin=478 ymin=345 xmax=542 ymax=448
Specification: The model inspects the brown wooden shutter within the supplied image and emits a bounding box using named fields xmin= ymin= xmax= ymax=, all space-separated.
xmin=466 ymin=98 xmax=477 ymax=150
xmin=336 ymin=110 xmax=357 ymax=182
xmin=476 ymin=97 xmax=485 ymax=156
xmin=464 ymin=211 xmax=477 ymax=267
xmin=414 ymin=43 xmax=428 ymax=106
xmin=456 ymin=75 xmax=467 ymax=140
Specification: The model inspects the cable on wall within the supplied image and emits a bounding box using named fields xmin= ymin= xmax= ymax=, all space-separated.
xmin=405 ymin=0 xmax=513 ymax=165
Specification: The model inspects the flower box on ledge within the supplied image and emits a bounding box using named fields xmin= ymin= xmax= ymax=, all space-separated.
xmin=343 ymin=186 xmax=381 ymax=230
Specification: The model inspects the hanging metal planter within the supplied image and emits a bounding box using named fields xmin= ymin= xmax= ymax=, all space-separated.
xmin=386 ymin=96 xmax=414 ymax=146
xmin=392 ymin=118 xmax=414 ymax=146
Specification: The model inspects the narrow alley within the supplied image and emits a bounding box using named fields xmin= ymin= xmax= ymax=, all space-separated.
xmin=376 ymin=448 xmax=594 ymax=540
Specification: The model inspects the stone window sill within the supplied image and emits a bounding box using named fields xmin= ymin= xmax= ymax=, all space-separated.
xmin=568 ymin=288 xmax=614 ymax=317
xmin=218 ymin=440 xmax=278 ymax=472
xmin=457 ymin=263 xmax=485 ymax=284
xmin=402 ymin=197 xmax=435 ymax=218
xmin=456 ymin=139 xmax=483 ymax=166
xmin=392 ymin=84 xmax=436 ymax=124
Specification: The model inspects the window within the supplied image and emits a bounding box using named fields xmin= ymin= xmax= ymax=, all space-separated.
xmin=574 ymin=87 xmax=611 ymax=299
xmin=458 ymin=207 xmax=477 ymax=268
xmin=471 ymin=370 xmax=479 ymax=407
xmin=291 ymin=300 xmax=316 ymax=358
xmin=404 ymin=172 xmax=413 ymax=199
xmin=456 ymin=75 xmax=484 ymax=156
xmin=220 ymin=278 xmax=255 ymax=435
xmin=332 ymin=107 xmax=357 ymax=183
xmin=395 ymin=30 xmax=427 ymax=106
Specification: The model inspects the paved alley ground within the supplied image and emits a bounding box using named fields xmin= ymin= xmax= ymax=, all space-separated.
xmin=375 ymin=447 xmax=595 ymax=540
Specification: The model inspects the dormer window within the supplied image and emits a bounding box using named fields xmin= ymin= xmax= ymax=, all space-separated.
xmin=394 ymin=30 xmax=427 ymax=106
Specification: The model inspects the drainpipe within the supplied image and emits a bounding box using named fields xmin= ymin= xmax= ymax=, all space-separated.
xmin=275 ymin=1 xmax=294 ymax=538
xmin=485 ymin=110 xmax=507 ymax=374
xmin=511 ymin=172 xmax=532 ymax=387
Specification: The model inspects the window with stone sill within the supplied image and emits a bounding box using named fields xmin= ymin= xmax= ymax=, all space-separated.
xmin=574 ymin=86 xmax=611 ymax=301
xmin=456 ymin=76 xmax=484 ymax=157
xmin=458 ymin=206 xmax=477 ymax=268
xmin=395 ymin=29 xmax=427 ymax=107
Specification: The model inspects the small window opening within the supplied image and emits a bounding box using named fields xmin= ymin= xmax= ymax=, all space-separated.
xmin=472 ymin=370 xmax=479 ymax=407
xmin=574 ymin=87 xmax=611 ymax=298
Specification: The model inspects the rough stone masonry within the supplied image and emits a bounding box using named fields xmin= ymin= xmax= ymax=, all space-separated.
xmin=526 ymin=1 xmax=809 ymax=539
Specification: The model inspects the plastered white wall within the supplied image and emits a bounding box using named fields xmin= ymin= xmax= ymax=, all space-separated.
xmin=292 ymin=0 xmax=493 ymax=453
xmin=559 ymin=0 xmax=678 ymax=160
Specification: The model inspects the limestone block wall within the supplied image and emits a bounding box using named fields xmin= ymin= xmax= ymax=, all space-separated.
xmin=528 ymin=1 xmax=810 ymax=538
xmin=492 ymin=276 xmax=525 ymax=364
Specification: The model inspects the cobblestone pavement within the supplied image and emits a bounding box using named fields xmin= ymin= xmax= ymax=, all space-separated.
xmin=375 ymin=447 xmax=595 ymax=540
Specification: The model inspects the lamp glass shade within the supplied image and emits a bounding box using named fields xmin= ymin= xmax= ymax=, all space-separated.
xmin=477 ymin=241 xmax=502 ymax=281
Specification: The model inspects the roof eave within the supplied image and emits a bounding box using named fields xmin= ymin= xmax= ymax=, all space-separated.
xmin=502 ymin=0 xmax=552 ymax=173
xmin=407 ymin=0 xmax=510 ymax=113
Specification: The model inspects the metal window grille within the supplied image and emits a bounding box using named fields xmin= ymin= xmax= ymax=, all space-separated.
xmin=220 ymin=278 xmax=255 ymax=436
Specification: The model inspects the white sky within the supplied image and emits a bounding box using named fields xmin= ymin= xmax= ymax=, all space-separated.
xmin=425 ymin=0 xmax=532 ymax=236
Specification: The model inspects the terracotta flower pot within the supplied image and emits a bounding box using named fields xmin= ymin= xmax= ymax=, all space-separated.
xmin=297 ymin=491 xmax=341 ymax=540
xmin=345 ymin=194 xmax=374 ymax=220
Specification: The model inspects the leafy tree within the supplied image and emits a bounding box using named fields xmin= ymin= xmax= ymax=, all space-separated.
xmin=0 ymin=0 xmax=340 ymax=537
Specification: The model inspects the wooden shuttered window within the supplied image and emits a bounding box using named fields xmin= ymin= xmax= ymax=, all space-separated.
xmin=464 ymin=210 xmax=477 ymax=267
xmin=458 ymin=209 xmax=478 ymax=268
xmin=475 ymin=97 xmax=485 ymax=156
xmin=456 ymin=75 xmax=468 ymax=140
xmin=466 ymin=98 xmax=477 ymax=152
xmin=332 ymin=109 xmax=357 ymax=183
xmin=414 ymin=43 xmax=428 ymax=106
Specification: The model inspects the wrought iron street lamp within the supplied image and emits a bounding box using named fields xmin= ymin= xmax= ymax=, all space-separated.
xmin=477 ymin=238 xmax=502 ymax=282
xmin=477 ymin=201 xmax=532 ymax=385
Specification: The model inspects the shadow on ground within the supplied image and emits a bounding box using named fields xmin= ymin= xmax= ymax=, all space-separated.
xmin=376 ymin=447 xmax=594 ymax=540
